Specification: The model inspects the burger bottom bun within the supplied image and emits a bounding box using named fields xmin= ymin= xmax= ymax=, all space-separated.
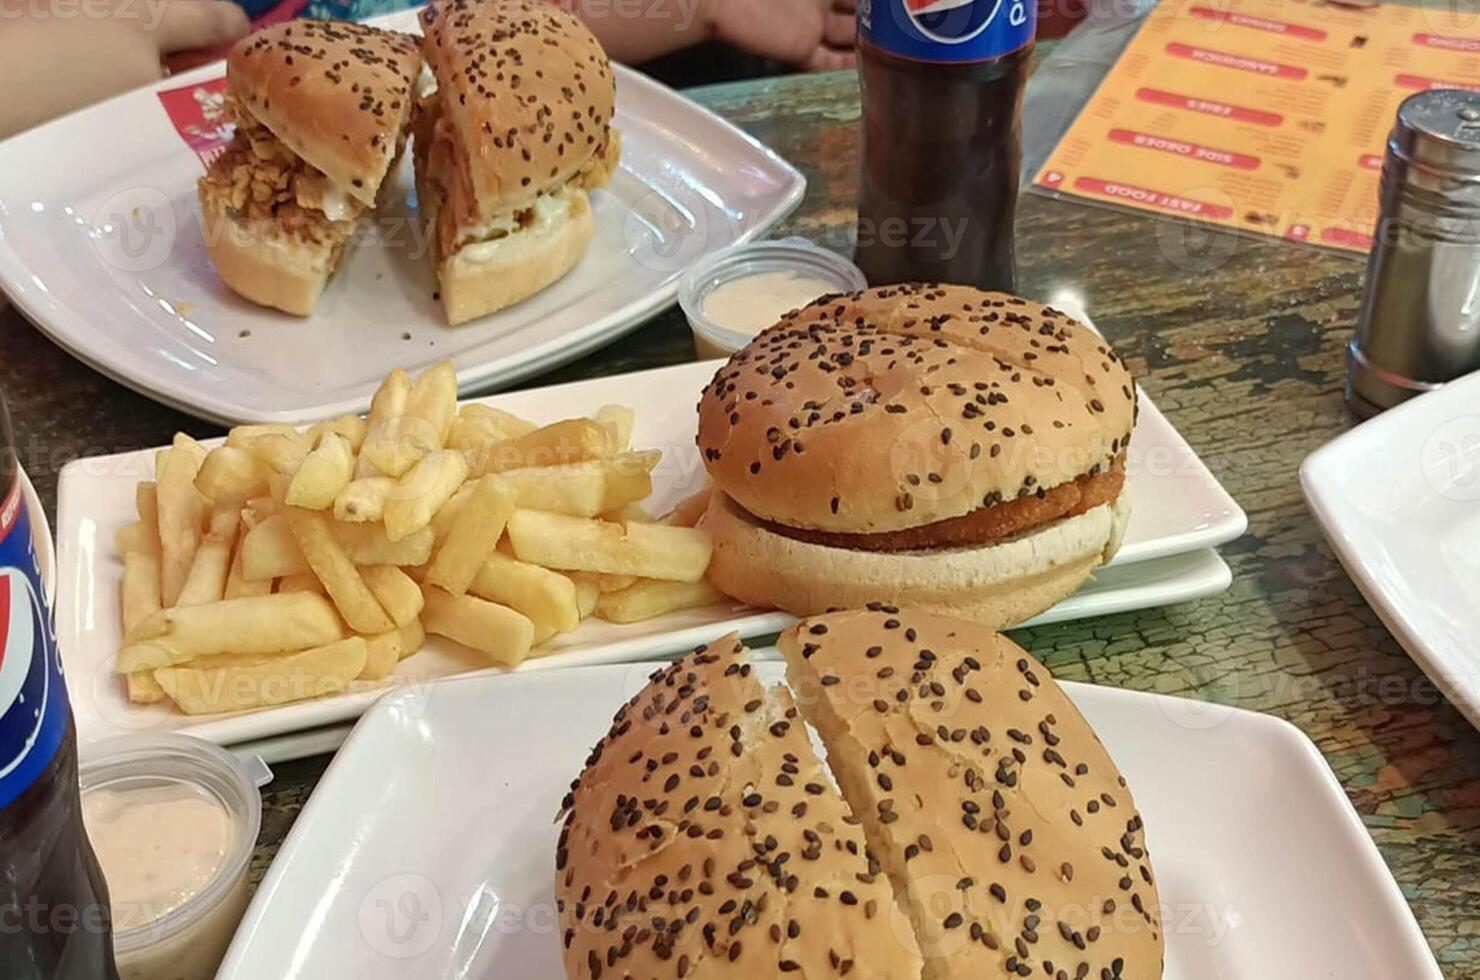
xmin=437 ymin=189 xmax=595 ymax=326
xmin=702 ymin=490 xmax=1131 ymax=629
xmin=199 ymin=199 xmax=346 ymax=316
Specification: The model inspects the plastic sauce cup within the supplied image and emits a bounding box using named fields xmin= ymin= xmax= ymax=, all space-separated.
xmin=679 ymin=239 xmax=868 ymax=359
xmin=79 ymin=735 xmax=272 ymax=980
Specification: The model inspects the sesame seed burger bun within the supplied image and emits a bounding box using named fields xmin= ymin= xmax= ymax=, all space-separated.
xmin=702 ymin=489 xmax=1129 ymax=630
xmin=778 ymin=607 xmax=1164 ymax=979
xmin=418 ymin=0 xmax=617 ymax=219
xmin=697 ymin=284 xmax=1136 ymax=627
xmin=556 ymin=635 xmax=926 ymax=980
xmin=228 ymin=21 xmax=422 ymax=207
xmin=197 ymin=205 xmax=344 ymax=316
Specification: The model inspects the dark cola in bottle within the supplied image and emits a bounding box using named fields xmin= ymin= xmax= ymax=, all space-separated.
xmin=855 ymin=0 xmax=1035 ymax=290
xmin=0 ymin=391 xmax=120 ymax=980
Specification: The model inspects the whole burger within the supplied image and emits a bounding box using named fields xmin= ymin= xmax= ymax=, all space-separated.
xmin=697 ymin=283 xmax=1136 ymax=628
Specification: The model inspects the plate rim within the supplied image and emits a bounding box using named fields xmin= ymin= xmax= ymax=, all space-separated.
xmin=1299 ymin=373 xmax=1480 ymax=731
xmin=219 ymin=662 xmax=1443 ymax=979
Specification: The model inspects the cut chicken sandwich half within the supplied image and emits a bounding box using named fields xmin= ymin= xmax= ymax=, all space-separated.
xmin=198 ymin=20 xmax=422 ymax=315
xmin=415 ymin=0 xmax=621 ymax=325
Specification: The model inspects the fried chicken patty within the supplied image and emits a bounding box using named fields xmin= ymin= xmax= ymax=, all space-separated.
xmin=757 ymin=454 xmax=1126 ymax=552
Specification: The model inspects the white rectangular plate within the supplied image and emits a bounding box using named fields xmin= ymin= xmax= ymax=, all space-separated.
xmin=0 ymin=10 xmax=804 ymax=425
xmin=57 ymin=360 xmax=1243 ymax=750
xmin=229 ymin=547 xmax=1231 ymax=762
xmin=1302 ymin=371 xmax=1480 ymax=730
xmin=217 ymin=661 xmax=1441 ymax=979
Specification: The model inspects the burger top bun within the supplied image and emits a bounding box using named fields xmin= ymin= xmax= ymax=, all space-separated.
xmin=780 ymin=606 xmax=1164 ymax=979
xmin=697 ymin=284 xmax=1136 ymax=534
xmin=419 ymin=0 xmax=616 ymax=218
xmin=555 ymin=636 xmax=925 ymax=980
xmin=229 ymin=21 xmax=422 ymax=208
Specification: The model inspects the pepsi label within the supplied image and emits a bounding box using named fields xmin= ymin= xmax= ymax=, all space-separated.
xmin=0 ymin=475 xmax=67 ymax=811
xmin=859 ymin=0 xmax=1035 ymax=62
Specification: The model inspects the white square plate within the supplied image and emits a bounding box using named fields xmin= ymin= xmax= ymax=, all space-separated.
xmin=0 ymin=10 xmax=804 ymax=425
xmin=217 ymin=660 xmax=1441 ymax=979
xmin=1301 ymin=371 xmax=1480 ymax=730
xmin=57 ymin=360 xmax=1244 ymax=751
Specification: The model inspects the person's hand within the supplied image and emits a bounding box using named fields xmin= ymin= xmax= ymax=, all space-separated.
xmin=0 ymin=0 xmax=248 ymax=139
xmin=705 ymin=0 xmax=857 ymax=70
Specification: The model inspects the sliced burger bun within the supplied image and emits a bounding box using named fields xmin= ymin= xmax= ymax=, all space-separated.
xmin=198 ymin=203 xmax=343 ymax=317
xmin=701 ymin=489 xmax=1130 ymax=628
xmin=228 ymin=20 xmax=422 ymax=206
xmin=556 ymin=610 xmax=1163 ymax=979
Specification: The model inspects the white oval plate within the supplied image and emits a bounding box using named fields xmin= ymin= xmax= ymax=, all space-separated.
xmin=0 ymin=9 xmax=804 ymax=425
xmin=217 ymin=660 xmax=1442 ymax=979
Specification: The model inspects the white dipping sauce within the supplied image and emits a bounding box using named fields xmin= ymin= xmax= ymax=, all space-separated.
xmin=702 ymin=271 xmax=840 ymax=337
xmin=82 ymin=782 xmax=233 ymax=927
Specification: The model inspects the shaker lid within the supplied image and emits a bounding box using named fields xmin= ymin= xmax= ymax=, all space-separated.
xmin=1394 ymin=89 xmax=1480 ymax=177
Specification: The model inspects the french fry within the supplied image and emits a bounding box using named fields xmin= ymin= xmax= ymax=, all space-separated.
xmin=360 ymin=619 xmax=426 ymax=679
xmin=225 ymin=423 xmax=299 ymax=446
xmin=506 ymin=511 xmax=712 ymax=582
xmin=359 ymin=363 xmax=455 ymax=477
xmin=308 ymin=414 xmax=368 ymax=454
xmin=155 ymin=638 xmax=368 ymax=715
xmin=595 ymin=405 xmax=634 ymax=451
xmin=571 ymin=575 xmax=600 ymax=618
xmin=662 ymin=484 xmax=713 ymax=527
xmin=425 ymin=477 xmax=514 ymax=596
xmin=482 ymin=418 xmax=614 ymax=473
xmin=420 ymin=588 xmax=534 ymax=667
xmin=360 ymin=565 xmax=424 ymax=628
xmin=600 ymin=503 xmax=652 ymax=524
xmin=286 ymin=432 xmax=354 ymax=510
xmin=488 ymin=451 xmax=659 ymax=518
xmin=156 ymin=436 xmax=211 ymax=607
xmin=175 ymin=506 xmax=240 ymax=607
xmin=276 ymin=572 xmax=326 ymax=596
xmin=136 ymin=482 xmax=158 ymax=533
xmin=334 ymin=476 xmax=396 ymax=523
xmin=233 ymin=428 xmax=313 ymax=475
xmin=195 ymin=445 xmax=273 ymax=503
xmin=459 ymin=403 xmax=537 ymax=439
xmin=383 ymin=450 xmax=469 ymax=542
xmin=596 ymin=574 xmax=637 ymax=593
xmin=595 ymin=578 xmax=725 ymax=624
xmin=223 ymin=531 xmax=272 ymax=600
xmin=116 ymin=592 xmax=345 ymax=673
xmin=287 ymin=508 xmax=395 ymax=635
xmin=404 ymin=360 xmax=457 ymax=447
xmin=358 ymin=368 xmax=412 ymax=476
xmin=469 ymin=552 xmax=581 ymax=638
xmin=430 ymin=483 xmax=474 ymax=546
xmin=331 ymin=521 xmax=435 ymax=567
xmin=243 ymin=495 xmax=280 ymax=525
xmin=121 ymin=551 xmax=162 ymax=643
xmin=397 ymin=617 xmax=425 ymax=660
xmin=268 ymin=472 xmax=292 ymax=506
xmin=361 ymin=631 xmax=403 ymax=682
xmin=115 ymin=522 xmax=160 ymax=557
xmin=240 ymin=513 xmax=308 ymax=581
xmin=125 ymin=671 xmax=167 ymax=705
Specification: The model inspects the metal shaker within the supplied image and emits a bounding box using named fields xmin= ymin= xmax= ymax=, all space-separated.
xmin=1347 ymin=89 xmax=1480 ymax=418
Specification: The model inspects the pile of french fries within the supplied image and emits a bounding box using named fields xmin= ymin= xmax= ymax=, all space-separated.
xmin=114 ymin=361 xmax=720 ymax=716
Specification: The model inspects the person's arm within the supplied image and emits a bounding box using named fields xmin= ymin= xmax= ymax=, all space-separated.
xmin=0 ymin=0 xmax=247 ymax=140
xmin=571 ymin=0 xmax=856 ymax=69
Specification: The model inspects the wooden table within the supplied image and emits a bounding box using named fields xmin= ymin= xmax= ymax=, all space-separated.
xmin=4 ymin=69 xmax=1477 ymax=974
